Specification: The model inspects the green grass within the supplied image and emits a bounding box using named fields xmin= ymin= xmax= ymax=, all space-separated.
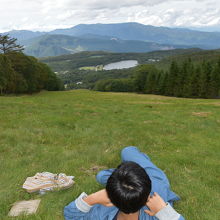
xmin=0 ymin=90 xmax=220 ymax=219
xmin=79 ymin=65 xmax=103 ymax=71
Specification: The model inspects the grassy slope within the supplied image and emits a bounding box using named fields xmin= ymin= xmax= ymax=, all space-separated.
xmin=0 ymin=90 xmax=220 ymax=220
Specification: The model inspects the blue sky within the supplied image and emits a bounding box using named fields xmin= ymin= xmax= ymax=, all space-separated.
xmin=0 ymin=0 xmax=220 ymax=32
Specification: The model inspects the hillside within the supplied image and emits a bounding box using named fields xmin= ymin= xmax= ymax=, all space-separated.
xmin=40 ymin=49 xmax=201 ymax=72
xmin=23 ymin=34 xmax=187 ymax=57
xmin=156 ymin=49 xmax=220 ymax=70
xmin=39 ymin=49 xmax=220 ymax=92
xmin=0 ymin=90 xmax=219 ymax=219
xmin=0 ymin=52 xmax=63 ymax=94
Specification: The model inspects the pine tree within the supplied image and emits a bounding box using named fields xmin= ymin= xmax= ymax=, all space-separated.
xmin=134 ymin=65 xmax=149 ymax=92
xmin=145 ymin=70 xmax=158 ymax=94
xmin=144 ymin=65 xmax=158 ymax=94
xmin=182 ymin=58 xmax=194 ymax=97
xmin=165 ymin=60 xmax=180 ymax=96
xmin=209 ymin=61 xmax=220 ymax=98
xmin=0 ymin=34 xmax=24 ymax=54
xmin=157 ymin=71 xmax=166 ymax=95
xmin=199 ymin=61 xmax=213 ymax=98
xmin=155 ymin=71 xmax=163 ymax=94
xmin=134 ymin=65 xmax=157 ymax=93
xmin=188 ymin=65 xmax=201 ymax=98
xmin=175 ymin=66 xmax=185 ymax=97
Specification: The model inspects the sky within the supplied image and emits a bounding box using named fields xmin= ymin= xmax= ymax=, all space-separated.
xmin=0 ymin=0 xmax=220 ymax=32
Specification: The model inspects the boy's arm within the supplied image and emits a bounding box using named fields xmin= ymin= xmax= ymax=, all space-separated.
xmin=64 ymin=189 xmax=113 ymax=220
xmin=82 ymin=189 xmax=113 ymax=207
xmin=64 ymin=193 xmax=94 ymax=220
xmin=145 ymin=192 xmax=185 ymax=220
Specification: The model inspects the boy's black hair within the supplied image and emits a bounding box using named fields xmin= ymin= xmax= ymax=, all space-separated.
xmin=106 ymin=161 xmax=151 ymax=214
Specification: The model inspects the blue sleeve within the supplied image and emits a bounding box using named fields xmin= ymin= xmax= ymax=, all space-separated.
xmin=121 ymin=147 xmax=180 ymax=203
xmin=96 ymin=168 xmax=115 ymax=185
xmin=64 ymin=193 xmax=117 ymax=220
xmin=121 ymin=146 xmax=170 ymax=184
xmin=64 ymin=200 xmax=102 ymax=220
xmin=64 ymin=200 xmax=92 ymax=220
xmin=96 ymin=146 xmax=170 ymax=186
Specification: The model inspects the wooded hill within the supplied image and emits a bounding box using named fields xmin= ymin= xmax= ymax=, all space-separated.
xmin=95 ymin=58 xmax=220 ymax=99
xmin=42 ymin=49 xmax=220 ymax=98
xmin=41 ymin=49 xmax=200 ymax=72
xmin=156 ymin=49 xmax=220 ymax=70
xmin=0 ymin=52 xmax=63 ymax=94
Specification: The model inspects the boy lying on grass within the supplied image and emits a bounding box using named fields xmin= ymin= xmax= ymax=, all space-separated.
xmin=64 ymin=146 xmax=185 ymax=220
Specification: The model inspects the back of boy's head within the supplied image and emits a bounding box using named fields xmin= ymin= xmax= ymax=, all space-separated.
xmin=106 ymin=161 xmax=151 ymax=214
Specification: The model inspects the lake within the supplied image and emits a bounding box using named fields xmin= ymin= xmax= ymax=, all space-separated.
xmin=103 ymin=60 xmax=138 ymax=70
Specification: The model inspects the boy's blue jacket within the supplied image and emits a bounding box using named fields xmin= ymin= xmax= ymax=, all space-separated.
xmin=64 ymin=146 xmax=185 ymax=220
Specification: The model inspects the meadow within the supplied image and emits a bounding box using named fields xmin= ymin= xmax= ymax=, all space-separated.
xmin=0 ymin=90 xmax=219 ymax=219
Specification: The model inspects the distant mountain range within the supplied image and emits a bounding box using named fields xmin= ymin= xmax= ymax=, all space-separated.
xmin=2 ymin=22 xmax=220 ymax=57
xmin=24 ymin=34 xmax=190 ymax=57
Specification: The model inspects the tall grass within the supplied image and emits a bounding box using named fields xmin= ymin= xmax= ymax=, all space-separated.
xmin=0 ymin=90 xmax=219 ymax=219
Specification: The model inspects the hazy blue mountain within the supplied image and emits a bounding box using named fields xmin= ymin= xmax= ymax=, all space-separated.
xmin=2 ymin=30 xmax=45 ymax=44
xmin=3 ymin=22 xmax=220 ymax=57
xmin=24 ymin=34 xmax=189 ymax=57
xmin=51 ymin=22 xmax=220 ymax=49
xmin=187 ymin=25 xmax=220 ymax=32
xmin=78 ymin=33 xmax=116 ymax=40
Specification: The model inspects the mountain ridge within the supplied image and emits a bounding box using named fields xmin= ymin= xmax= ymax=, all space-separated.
xmin=25 ymin=34 xmax=189 ymax=57
xmin=3 ymin=22 xmax=220 ymax=47
xmin=2 ymin=22 xmax=220 ymax=57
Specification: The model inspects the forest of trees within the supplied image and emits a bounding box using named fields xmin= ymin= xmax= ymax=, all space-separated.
xmin=95 ymin=58 xmax=220 ymax=99
xmin=0 ymin=34 xmax=63 ymax=94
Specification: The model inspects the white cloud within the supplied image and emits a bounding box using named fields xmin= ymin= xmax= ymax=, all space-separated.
xmin=0 ymin=0 xmax=220 ymax=32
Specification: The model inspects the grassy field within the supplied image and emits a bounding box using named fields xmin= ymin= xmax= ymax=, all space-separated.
xmin=79 ymin=65 xmax=104 ymax=71
xmin=0 ymin=90 xmax=220 ymax=219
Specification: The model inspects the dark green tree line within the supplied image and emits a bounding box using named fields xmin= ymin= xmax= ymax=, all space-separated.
xmin=94 ymin=58 xmax=220 ymax=99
